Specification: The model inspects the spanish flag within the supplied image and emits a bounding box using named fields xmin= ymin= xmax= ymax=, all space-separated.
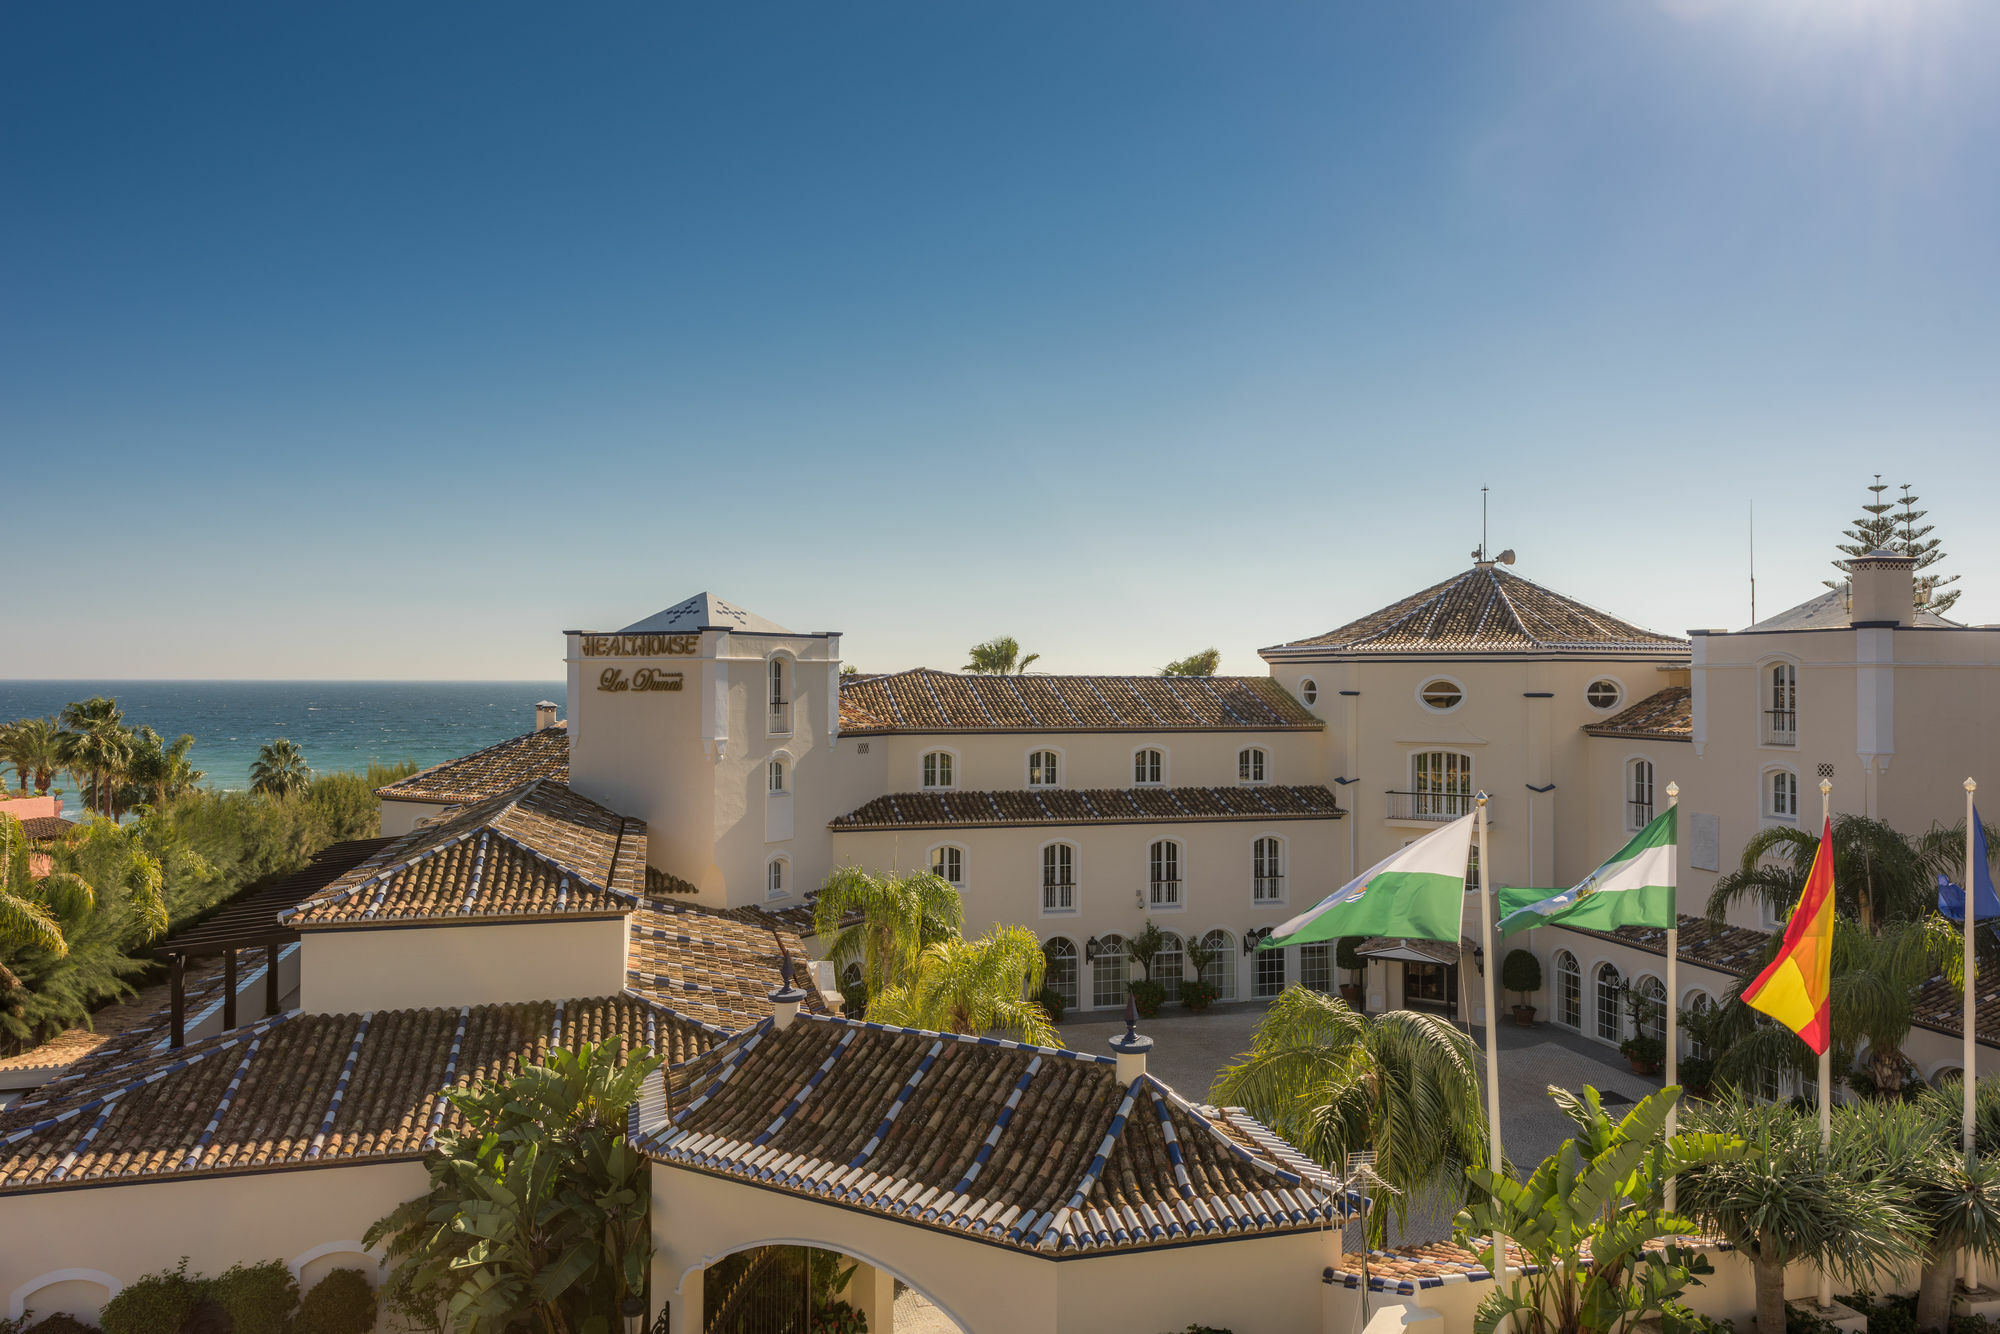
xmin=1741 ymin=816 xmax=1835 ymax=1054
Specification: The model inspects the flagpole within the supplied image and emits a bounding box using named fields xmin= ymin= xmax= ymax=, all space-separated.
xmin=1966 ymin=777 xmax=1980 ymax=1295
xmin=1664 ymin=781 xmax=1680 ymax=1215
xmin=1475 ymin=792 xmax=1507 ymax=1287
xmin=1818 ymin=777 xmax=1835 ymax=1314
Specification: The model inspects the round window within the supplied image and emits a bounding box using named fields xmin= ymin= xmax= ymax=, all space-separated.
xmin=1586 ymin=679 xmax=1621 ymax=710
xmin=1300 ymin=678 xmax=1318 ymax=705
xmin=1420 ymin=680 xmax=1463 ymax=711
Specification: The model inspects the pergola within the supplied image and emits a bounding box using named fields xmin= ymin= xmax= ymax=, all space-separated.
xmin=152 ymin=837 xmax=394 ymax=1046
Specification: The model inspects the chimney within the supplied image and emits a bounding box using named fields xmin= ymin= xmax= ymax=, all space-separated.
xmin=1848 ymin=550 xmax=1915 ymax=627
xmin=1107 ymin=997 xmax=1152 ymax=1083
xmin=534 ymin=700 xmax=560 ymax=731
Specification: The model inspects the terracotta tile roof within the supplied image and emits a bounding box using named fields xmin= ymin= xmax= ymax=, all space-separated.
xmin=829 ymin=785 xmax=1341 ymax=831
xmin=626 ymin=899 xmax=827 ymax=1033
xmin=1328 ymin=1237 xmax=1731 ymax=1295
xmin=284 ymin=780 xmax=644 ymax=929
xmin=160 ymin=838 xmax=398 ymax=955
xmin=837 ymin=670 xmax=1321 ymax=736
xmin=638 ymin=1013 xmax=1350 ymax=1254
xmin=0 ymin=995 xmax=715 ymax=1194
xmin=16 ymin=815 xmax=77 ymax=841
xmin=646 ymin=866 xmax=700 ymax=896
xmin=1265 ymin=565 xmax=1687 ymax=659
xmin=374 ymin=725 xmax=570 ymax=805
xmin=1553 ymin=914 xmax=1776 ymax=976
xmin=1583 ymin=686 xmax=1693 ymax=741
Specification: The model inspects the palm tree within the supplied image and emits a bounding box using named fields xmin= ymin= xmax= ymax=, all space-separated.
xmin=249 ymin=738 xmax=312 ymax=800
xmin=0 ymin=814 xmax=70 ymax=955
xmin=0 ymin=717 xmax=65 ymax=796
xmin=1212 ymin=986 xmax=1489 ymax=1245
xmin=1846 ymin=1095 xmax=2000 ymax=1332
xmin=1707 ymin=814 xmax=1933 ymax=935
xmin=57 ymin=697 xmax=133 ymax=819
xmin=813 ymin=866 xmax=964 ymax=997
xmin=963 ymin=636 xmax=1040 ymax=674
xmin=1677 ymin=1093 xmax=1919 ymax=1334
xmin=866 ymin=925 xmax=1057 ymax=1046
xmin=125 ymin=727 xmax=203 ymax=811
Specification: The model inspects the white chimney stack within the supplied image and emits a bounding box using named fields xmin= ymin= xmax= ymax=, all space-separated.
xmin=534 ymin=700 xmax=560 ymax=731
xmin=1107 ymin=997 xmax=1152 ymax=1083
xmin=1848 ymin=550 xmax=1915 ymax=627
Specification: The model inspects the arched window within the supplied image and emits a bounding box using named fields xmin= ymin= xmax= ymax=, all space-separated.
xmin=1410 ymin=751 xmax=1473 ymax=820
xmin=1041 ymin=843 xmax=1076 ymax=914
xmin=1596 ymin=963 xmax=1624 ymax=1042
xmin=1768 ymin=769 xmax=1799 ymax=820
xmin=1636 ymin=976 xmax=1667 ymax=1043
xmin=1044 ymin=937 xmax=1079 ymax=1009
xmin=1628 ymin=759 xmax=1656 ymax=829
xmin=1199 ymin=929 xmax=1236 ymax=1001
xmin=1300 ymin=679 xmax=1318 ymax=706
xmin=1685 ymin=992 xmax=1712 ymax=1060
xmin=1155 ymin=931 xmax=1185 ymax=1003
xmin=922 ymin=751 xmax=955 ymax=789
xmin=766 ymin=857 xmax=788 ymax=900
xmin=1133 ymin=748 xmax=1163 ymax=785
xmin=768 ymin=657 xmax=791 ymax=735
xmin=1028 ymin=750 xmax=1060 ymax=787
xmin=1093 ymin=934 xmax=1128 ymax=1008
xmin=930 ymin=845 xmax=963 ymax=885
xmin=768 ymin=758 xmax=787 ymax=793
xmin=1252 ymin=837 xmax=1284 ymax=903
xmin=1765 ymin=663 xmax=1798 ymax=746
xmin=1148 ymin=840 xmax=1182 ymax=908
xmin=1238 ymin=747 xmax=1268 ymax=783
xmin=1554 ymin=950 xmax=1581 ymax=1029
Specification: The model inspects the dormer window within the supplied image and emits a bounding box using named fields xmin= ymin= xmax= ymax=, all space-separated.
xmin=1028 ymin=750 xmax=1060 ymax=787
xmin=1133 ymin=748 xmax=1163 ymax=785
xmin=768 ymin=758 xmax=787 ymax=793
xmin=1238 ymin=747 xmax=1267 ymax=783
xmin=922 ymin=751 xmax=955 ymax=789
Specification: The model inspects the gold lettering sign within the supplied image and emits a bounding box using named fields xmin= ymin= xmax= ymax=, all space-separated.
xmin=597 ymin=667 xmax=684 ymax=693
xmin=579 ymin=634 xmax=700 ymax=658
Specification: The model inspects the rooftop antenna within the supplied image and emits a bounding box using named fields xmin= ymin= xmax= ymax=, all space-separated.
xmin=1481 ymin=486 xmax=1489 ymax=562
xmin=1749 ymin=500 xmax=1757 ymax=625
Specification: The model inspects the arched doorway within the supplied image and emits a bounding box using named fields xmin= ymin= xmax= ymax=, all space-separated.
xmin=696 ymin=1242 xmax=969 ymax=1334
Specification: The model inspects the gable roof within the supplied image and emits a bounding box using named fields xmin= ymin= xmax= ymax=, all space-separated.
xmin=375 ymin=725 xmax=570 ymax=806
xmin=626 ymin=898 xmax=828 ymax=1033
xmin=0 ymin=995 xmax=715 ymax=1194
xmin=829 ymin=785 xmax=1342 ymax=832
xmin=1582 ymin=686 xmax=1692 ymax=742
xmin=284 ymin=780 xmax=644 ymax=929
xmin=1263 ymin=565 xmax=1687 ymax=660
xmin=617 ymin=593 xmax=791 ymax=636
xmin=837 ymin=670 xmax=1321 ymax=736
xmin=636 ymin=1013 xmax=1349 ymax=1255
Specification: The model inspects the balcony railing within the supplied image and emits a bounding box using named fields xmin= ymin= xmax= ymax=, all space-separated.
xmin=1149 ymin=879 xmax=1182 ymax=908
xmin=1385 ymin=790 xmax=1485 ymax=821
xmin=1253 ymin=875 xmax=1285 ymax=903
xmin=1042 ymin=882 xmax=1077 ymax=914
xmin=1762 ymin=709 xmax=1796 ymax=747
xmin=768 ymin=700 xmax=792 ymax=735
xmin=1629 ymin=801 xmax=1655 ymax=829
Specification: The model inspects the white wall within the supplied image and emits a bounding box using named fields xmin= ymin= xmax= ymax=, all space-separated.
xmin=377 ymin=799 xmax=449 ymax=838
xmin=298 ymin=917 xmax=629 ymax=1014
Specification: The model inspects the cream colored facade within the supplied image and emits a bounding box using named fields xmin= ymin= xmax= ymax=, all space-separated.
xmin=298 ymin=917 xmax=630 ymax=1014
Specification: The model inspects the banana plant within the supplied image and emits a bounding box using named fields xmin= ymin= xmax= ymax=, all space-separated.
xmin=1454 ymin=1085 xmax=1745 ymax=1334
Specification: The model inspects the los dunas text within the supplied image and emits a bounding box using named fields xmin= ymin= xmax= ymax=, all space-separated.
xmin=597 ymin=668 xmax=683 ymax=693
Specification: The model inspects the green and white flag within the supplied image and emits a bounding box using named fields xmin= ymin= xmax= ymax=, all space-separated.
xmin=1496 ymin=806 xmax=1677 ymax=937
xmin=1262 ymin=812 xmax=1475 ymax=948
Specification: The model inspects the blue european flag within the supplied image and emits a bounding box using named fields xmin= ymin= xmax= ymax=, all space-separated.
xmin=1938 ymin=807 xmax=2000 ymax=922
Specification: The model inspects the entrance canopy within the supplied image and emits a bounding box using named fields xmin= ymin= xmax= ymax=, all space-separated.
xmin=1354 ymin=936 xmax=1469 ymax=966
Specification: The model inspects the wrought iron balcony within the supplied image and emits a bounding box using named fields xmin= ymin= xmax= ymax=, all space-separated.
xmin=1385 ymin=790 xmax=1486 ymax=821
xmin=1253 ymin=875 xmax=1285 ymax=903
xmin=1148 ymin=879 xmax=1182 ymax=908
xmin=1042 ymin=882 xmax=1077 ymax=914
xmin=1629 ymin=801 xmax=1655 ymax=829
xmin=768 ymin=700 xmax=792 ymax=735
xmin=1762 ymin=708 xmax=1796 ymax=746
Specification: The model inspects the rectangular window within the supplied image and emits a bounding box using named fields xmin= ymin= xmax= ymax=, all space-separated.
xmin=1252 ymin=837 xmax=1284 ymax=903
xmin=931 ymin=846 xmax=962 ymax=884
xmin=1042 ymin=844 xmax=1075 ymax=914
xmin=1238 ymin=748 xmax=1266 ymax=782
xmin=1254 ymin=949 xmax=1286 ymax=998
xmin=1029 ymin=751 xmax=1059 ymax=787
xmin=1148 ymin=841 xmax=1181 ymax=908
xmin=1134 ymin=749 xmax=1162 ymax=784
xmin=1299 ymin=944 xmax=1331 ymax=994
xmin=923 ymin=752 xmax=953 ymax=788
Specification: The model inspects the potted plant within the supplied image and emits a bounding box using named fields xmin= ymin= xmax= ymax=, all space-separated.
xmin=1501 ymin=949 xmax=1542 ymax=1027
xmin=1126 ymin=920 xmax=1167 ymax=1019
xmin=1182 ymin=934 xmax=1222 ymax=1013
xmin=1620 ymin=1034 xmax=1666 ymax=1076
xmin=1334 ymin=937 xmax=1366 ymax=1008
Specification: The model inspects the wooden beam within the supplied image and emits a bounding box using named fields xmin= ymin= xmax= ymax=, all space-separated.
xmin=169 ymin=952 xmax=186 ymax=1049
xmin=266 ymin=940 xmax=282 ymax=1015
xmin=222 ymin=947 xmax=237 ymax=1030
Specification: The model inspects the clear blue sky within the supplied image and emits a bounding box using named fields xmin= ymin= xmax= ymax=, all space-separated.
xmin=6 ymin=2 xmax=1997 ymax=679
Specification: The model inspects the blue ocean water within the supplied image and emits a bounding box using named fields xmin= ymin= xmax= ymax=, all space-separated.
xmin=0 ymin=682 xmax=564 ymax=793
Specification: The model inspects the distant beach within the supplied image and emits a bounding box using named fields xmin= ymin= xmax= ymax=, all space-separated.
xmin=0 ymin=681 xmax=563 ymax=793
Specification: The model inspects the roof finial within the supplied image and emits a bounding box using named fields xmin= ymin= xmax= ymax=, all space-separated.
xmin=1123 ymin=996 xmax=1139 ymax=1044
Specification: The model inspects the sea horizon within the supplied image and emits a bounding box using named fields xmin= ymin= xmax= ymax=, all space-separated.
xmin=0 ymin=680 xmax=564 ymax=794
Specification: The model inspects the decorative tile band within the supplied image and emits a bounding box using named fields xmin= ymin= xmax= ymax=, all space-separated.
xmin=848 ymin=1039 xmax=943 ymax=1168
xmin=181 ymin=1034 xmax=266 ymax=1171
xmin=752 ymin=1030 xmax=856 ymax=1148
xmin=306 ymin=1013 xmax=373 ymax=1160
xmin=453 ymin=832 xmax=491 ymax=914
xmin=950 ymin=1055 xmax=1041 ymax=1195
xmin=669 ymin=1021 xmax=770 ymax=1126
xmin=424 ymin=1007 xmax=472 ymax=1149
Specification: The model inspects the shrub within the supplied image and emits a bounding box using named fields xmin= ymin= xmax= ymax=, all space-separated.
xmin=214 ymin=1259 xmax=298 ymax=1334
xmin=1620 ymin=1034 xmax=1667 ymax=1070
xmin=1660 ymin=1302 xmax=1734 ymax=1334
xmin=98 ymin=1259 xmax=207 ymax=1334
xmin=1128 ymin=979 xmax=1166 ymax=1018
xmin=1680 ymin=1055 xmax=1716 ymax=1096
xmin=1036 ymin=985 xmax=1067 ymax=1023
xmin=810 ymin=1300 xmax=868 ymax=1333
xmin=295 ymin=1268 xmax=377 ymax=1334
xmin=1181 ymin=978 xmax=1221 ymax=1012
xmin=23 ymin=1316 xmax=104 ymax=1334
xmin=1334 ymin=937 xmax=1364 ymax=978
xmin=1500 ymin=949 xmax=1542 ymax=1001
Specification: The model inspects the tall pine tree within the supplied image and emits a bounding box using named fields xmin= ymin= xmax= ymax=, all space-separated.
xmin=1824 ymin=475 xmax=1960 ymax=614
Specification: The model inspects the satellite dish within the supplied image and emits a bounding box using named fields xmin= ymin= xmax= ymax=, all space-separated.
xmin=1498 ymin=549 xmax=1516 ymax=565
